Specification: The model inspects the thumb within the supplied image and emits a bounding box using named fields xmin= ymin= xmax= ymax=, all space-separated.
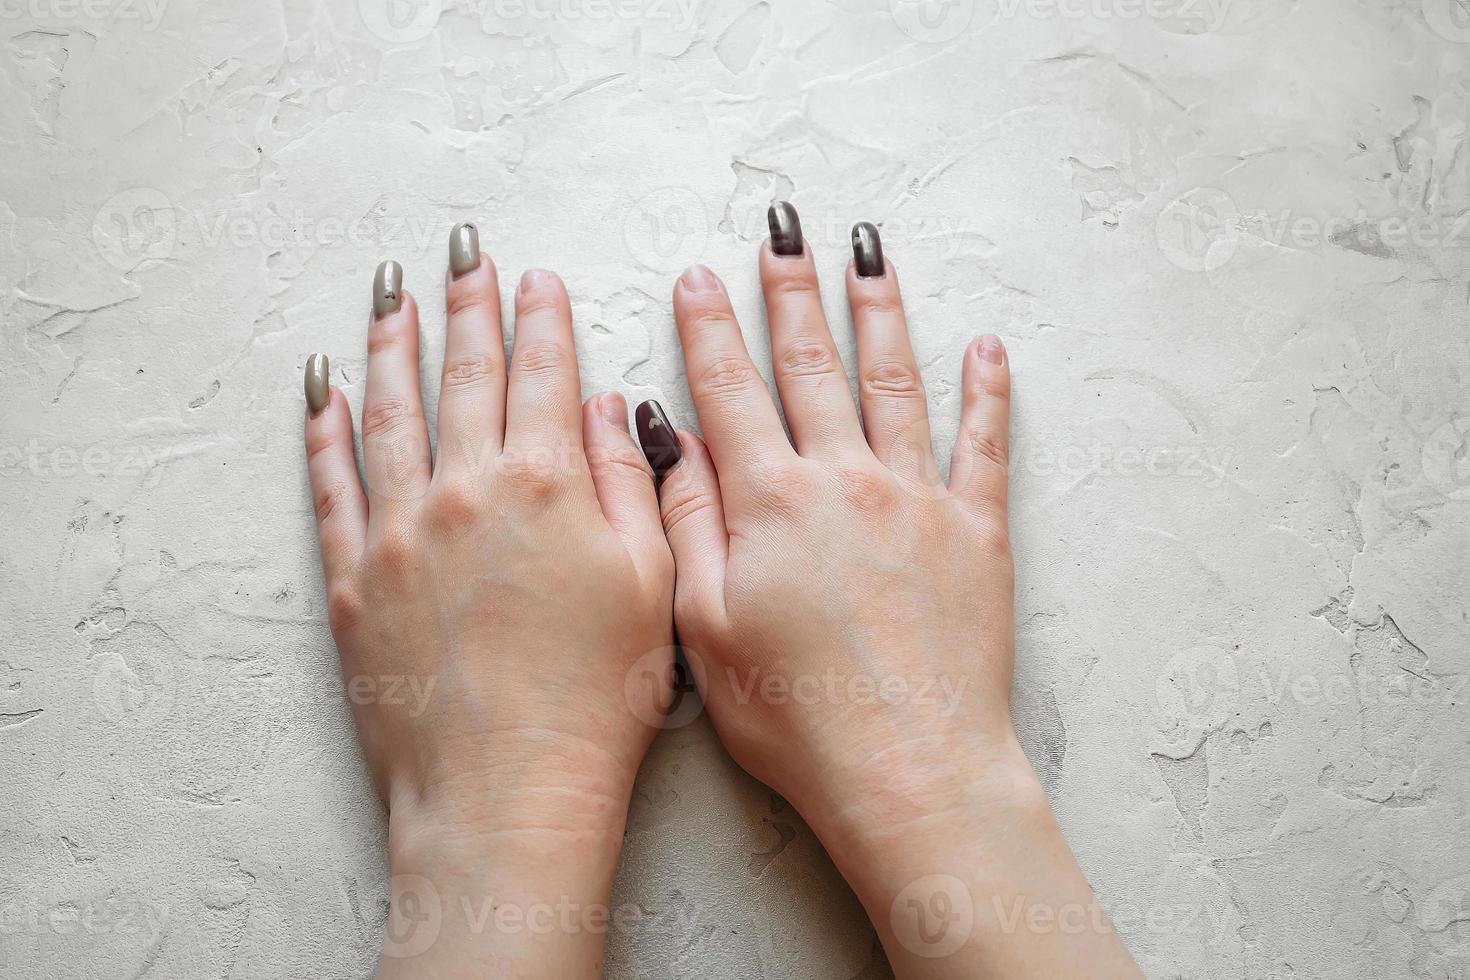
xmin=635 ymin=402 xmax=728 ymax=628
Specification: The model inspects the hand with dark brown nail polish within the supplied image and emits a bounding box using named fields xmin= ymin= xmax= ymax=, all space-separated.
xmin=301 ymin=243 xmax=674 ymax=979
xmin=651 ymin=226 xmax=1143 ymax=979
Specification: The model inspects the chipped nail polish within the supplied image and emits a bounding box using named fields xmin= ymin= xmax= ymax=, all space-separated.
xmin=768 ymin=201 xmax=804 ymax=257
xmin=373 ymin=260 xmax=403 ymax=318
xmin=635 ymin=400 xmax=683 ymax=484
xmin=449 ymin=222 xmax=480 ymax=277
xmin=851 ymin=222 xmax=884 ymax=279
xmin=305 ymin=353 xmax=330 ymax=415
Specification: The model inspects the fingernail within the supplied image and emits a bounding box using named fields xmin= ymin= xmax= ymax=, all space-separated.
xmin=851 ymin=222 xmax=884 ymax=279
xmin=305 ymin=353 xmax=330 ymax=416
xmin=600 ymin=392 xmax=628 ymax=429
xmin=635 ymin=400 xmax=683 ymax=484
xmin=373 ymin=260 xmax=403 ymax=318
xmin=978 ymin=335 xmax=1004 ymax=364
xmin=449 ymin=221 xmax=480 ymax=277
xmin=680 ymin=264 xmax=719 ymax=293
xmin=768 ymin=202 xmax=803 ymax=257
xmin=520 ymin=267 xmax=552 ymax=292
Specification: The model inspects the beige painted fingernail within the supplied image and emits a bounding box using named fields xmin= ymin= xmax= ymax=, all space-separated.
xmin=305 ymin=353 xmax=330 ymax=415
xmin=373 ymin=260 xmax=403 ymax=318
xmin=449 ymin=222 xmax=479 ymax=277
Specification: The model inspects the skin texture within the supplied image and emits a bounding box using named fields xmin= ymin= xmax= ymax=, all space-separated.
xmin=303 ymin=243 xmax=674 ymax=978
xmin=650 ymin=216 xmax=1144 ymax=978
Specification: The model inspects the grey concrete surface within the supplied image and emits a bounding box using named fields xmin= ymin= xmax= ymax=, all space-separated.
xmin=2 ymin=1 xmax=1468 ymax=977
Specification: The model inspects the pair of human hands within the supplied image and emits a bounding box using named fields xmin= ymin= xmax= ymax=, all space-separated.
xmin=302 ymin=207 xmax=1140 ymax=979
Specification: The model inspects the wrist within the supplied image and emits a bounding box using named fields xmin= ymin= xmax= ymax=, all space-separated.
xmin=796 ymin=737 xmax=1140 ymax=976
xmin=802 ymin=732 xmax=1050 ymax=886
xmin=375 ymin=772 xmax=635 ymax=978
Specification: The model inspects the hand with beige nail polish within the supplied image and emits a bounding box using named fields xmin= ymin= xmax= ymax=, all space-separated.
xmin=639 ymin=205 xmax=1143 ymax=979
xmin=302 ymin=227 xmax=674 ymax=979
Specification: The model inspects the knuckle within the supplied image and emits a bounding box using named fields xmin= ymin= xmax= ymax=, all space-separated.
xmin=588 ymin=442 xmax=653 ymax=482
xmin=304 ymin=426 xmax=337 ymax=465
xmin=778 ymin=340 xmax=840 ymax=379
xmin=441 ymin=352 xmax=502 ymax=391
xmin=360 ymin=396 xmax=420 ymax=440
xmin=516 ymin=277 xmax=565 ymax=318
xmin=831 ymin=464 xmax=899 ymax=511
xmin=684 ymin=305 xmax=738 ymax=336
xmin=424 ymin=480 xmax=484 ymax=531
xmin=498 ymin=454 xmax=565 ymax=501
xmin=970 ymin=371 xmax=1011 ymax=401
xmin=765 ymin=264 xmax=820 ymax=296
xmin=749 ymin=460 xmax=814 ymax=505
xmin=861 ymin=359 xmax=924 ymax=400
xmin=313 ymin=480 xmax=354 ymax=525
xmin=851 ymin=293 xmax=904 ymax=319
xmin=512 ymin=340 xmax=570 ymax=378
xmin=366 ymin=316 xmax=413 ymax=357
xmin=660 ymin=485 xmax=718 ymax=538
xmin=367 ymin=527 xmax=418 ymax=585
xmin=696 ymin=356 xmax=761 ymax=399
xmin=326 ymin=584 xmax=366 ymax=636
xmin=445 ymin=287 xmax=496 ymax=319
xmin=964 ymin=426 xmax=1010 ymax=470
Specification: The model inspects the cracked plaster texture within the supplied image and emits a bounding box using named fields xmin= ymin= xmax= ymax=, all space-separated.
xmin=1 ymin=1 xmax=1468 ymax=978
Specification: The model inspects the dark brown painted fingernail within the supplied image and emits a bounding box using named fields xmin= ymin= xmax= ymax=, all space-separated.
xmin=449 ymin=222 xmax=479 ymax=277
xmin=768 ymin=202 xmax=803 ymax=257
xmin=852 ymin=222 xmax=884 ymax=278
xmin=305 ymin=353 xmax=330 ymax=416
xmin=635 ymin=400 xmax=683 ymax=484
xmin=373 ymin=260 xmax=403 ymax=317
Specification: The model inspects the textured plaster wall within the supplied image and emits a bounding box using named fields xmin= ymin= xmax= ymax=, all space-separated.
xmin=2 ymin=1 xmax=1468 ymax=978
